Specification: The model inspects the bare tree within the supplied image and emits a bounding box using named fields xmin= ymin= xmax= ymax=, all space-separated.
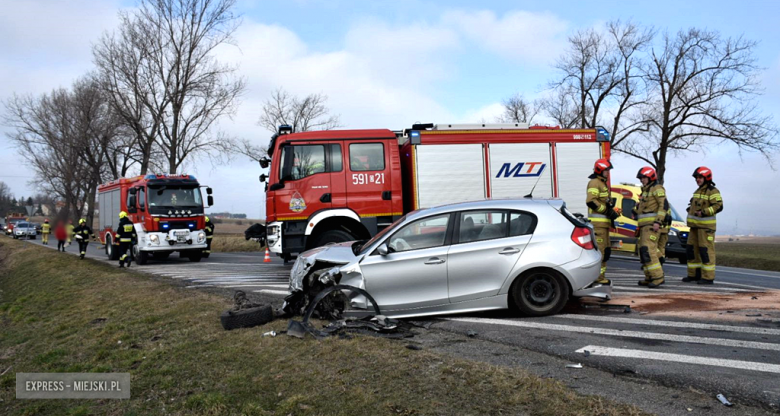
xmin=538 ymin=87 xmax=582 ymax=129
xmin=624 ymin=28 xmax=779 ymax=182
xmin=94 ymin=0 xmax=246 ymax=174
xmin=239 ymin=88 xmax=342 ymax=161
xmin=498 ymin=93 xmax=538 ymax=124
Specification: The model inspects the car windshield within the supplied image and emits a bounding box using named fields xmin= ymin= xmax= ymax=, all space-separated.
xmin=148 ymin=186 xmax=203 ymax=207
xmin=359 ymin=214 xmax=407 ymax=255
xmin=670 ymin=204 xmax=684 ymax=222
xmin=16 ymin=222 xmax=31 ymax=228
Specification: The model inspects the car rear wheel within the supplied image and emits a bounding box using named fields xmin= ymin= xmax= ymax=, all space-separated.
xmin=511 ymin=269 xmax=570 ymax=317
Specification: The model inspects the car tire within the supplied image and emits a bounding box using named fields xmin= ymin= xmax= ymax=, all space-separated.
xmin=312 ymin=229 xmax=354 ymax=248
xmin=220 ymin=305 xmax=274 ymax=330
xmin=511 ymin=269 xmax=570 ymax=317
xmin=135 ymin=249 xmax=148 ymax=265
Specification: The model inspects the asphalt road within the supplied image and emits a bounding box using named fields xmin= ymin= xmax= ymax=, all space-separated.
xmin=16 ymin=235 xmax=780 ymax=414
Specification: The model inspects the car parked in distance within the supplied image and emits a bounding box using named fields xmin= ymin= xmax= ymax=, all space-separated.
xmin=288 ymin=199 xmax=611 ymax=318
xmin=12 ymin=222 xmax=37 ymax=239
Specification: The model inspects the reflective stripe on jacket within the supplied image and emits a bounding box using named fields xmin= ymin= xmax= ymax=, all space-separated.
xmin=637 ymin=183 xmax=666 ymax=226
xmin=586 ymin=176 xmax=611 ymax=228
xmin=687 ymin=184 xmax=722 ymax=230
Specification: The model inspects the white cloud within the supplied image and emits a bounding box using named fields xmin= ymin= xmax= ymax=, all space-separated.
xmin=441 ymin=9 xmax=569 ymax=65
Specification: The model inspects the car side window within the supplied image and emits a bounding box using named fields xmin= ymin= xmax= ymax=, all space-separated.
xmin=387 ymin=214 xmax=449 ymax=252
xmin=621 ymin=198 xmax=636 ymax=218
xmin=349 ymin=143 xmax=385 ymax=171
xmin=280 ymin=145 xmax=326 ymax=180
xmin=460 ymin=211 xmax=508 ymax=243
xmin=510 ymin=211 xmax=536 ymax=236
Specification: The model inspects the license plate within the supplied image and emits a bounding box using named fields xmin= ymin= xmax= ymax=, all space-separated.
xmin=176 ymin=236 xmax=187 ymax=242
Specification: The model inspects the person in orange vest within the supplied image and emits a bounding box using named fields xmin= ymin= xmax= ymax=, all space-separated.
xmin=683 ymin=167 xmax=723 ymax=284
xmin=41 ymin=219 xmax=51 ymax=245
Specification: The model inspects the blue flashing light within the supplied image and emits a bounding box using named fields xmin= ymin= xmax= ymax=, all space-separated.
xmin=188 ymin=175 xmax=196 ymax=180
xmin=411 ymin=131 xmax=420 ymax=138
xmin=145 ymin=174 xmax=156 ymax=179
xmin=188 ymin=223 xmax=194 ymax=228
xmin=162 ymin=223 xmax=170 ymax=229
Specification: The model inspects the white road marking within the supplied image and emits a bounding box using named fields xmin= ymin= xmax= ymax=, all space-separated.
xmin=449 ymin=317 xmax=780 ymax=351
xmin=555 ymin=315 xmax=780 ymax=336
xmin=613 ymin=255 xmax=780 ymax=279
xmin=253 ymin=289 xmax=288 ymax=295
xmin=575 ymin=345 xmax=780 ymax=374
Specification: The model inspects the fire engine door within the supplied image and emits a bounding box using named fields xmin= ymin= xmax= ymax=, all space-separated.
xmin=345 ymin=141 xmax=393 ymax=215
xmin=275 ymin=143 xmax=332 ymax=220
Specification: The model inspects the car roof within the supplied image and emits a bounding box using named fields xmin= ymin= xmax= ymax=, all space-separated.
xmin=407 ymin=198 xmax=562 ymax=221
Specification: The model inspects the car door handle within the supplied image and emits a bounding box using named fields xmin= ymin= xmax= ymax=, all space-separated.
xmin=424 ymin=258 xmax=445 ymax=265
xmin=499 ymin=248 xmax=520 ymax=255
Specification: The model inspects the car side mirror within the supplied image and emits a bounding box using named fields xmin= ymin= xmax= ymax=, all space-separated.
xmin=377 ymin=243 xmax=389 ymax=256
xmin=206 ymin=187 xmax=213 ymax=195
xmin=259 ymin=157 xmax=271 ymax=169
xmin=207 ymin=195 xmax=214 ymax=207
xmin=259 ymin=174 xmax=268 ymax=183
xmin=127 ymin=195 xmax=137 ymax=213
xmin=269 ymin=183 xmax=284 ymax=191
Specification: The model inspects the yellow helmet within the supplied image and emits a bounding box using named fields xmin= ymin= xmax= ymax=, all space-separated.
xmin=79 ymin=218 xmax=86 ymax=224
xmin=119 ymin=211 xmax=128 ymax=219
xmin=205 ymin=216 xmax=210 ymax=222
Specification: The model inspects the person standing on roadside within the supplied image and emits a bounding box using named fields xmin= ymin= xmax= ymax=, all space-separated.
xmin=204 ymin=216 xmax=215 ymax=257
xmin=54 ymin=221 xmax=67 ymax=252
xmin=72 ymin=218 xmax=96 ymax=260
xmin=41 ymin=219 xmax=51 ymax=245
xmin=683 ymin=167 xmax=723 ymax=284
xmin=66 ymin=219 xmax=75 ymax=246
xmin=115 ymin=211 xmax=136 ymax=268
xmin=585 ymin=159 xmax=618 ymax=285
xmin=635 ymin=167 xmax=667 ymax=288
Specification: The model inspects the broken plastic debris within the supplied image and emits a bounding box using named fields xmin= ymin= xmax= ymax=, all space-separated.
xmin=716 ymin=394 xmax=733 ymax=407
xmin=583 ymin=350 xmax=591 ymax=357
xmin=565 ymin=363 xmax=583 ymax=369
xmin=263 ymin=331 xmax=277 ymax=337
xmin=467 ymin=330 xmax=478 ymax=338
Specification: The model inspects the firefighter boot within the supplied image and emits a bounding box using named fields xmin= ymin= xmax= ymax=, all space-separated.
xmin=119 ymin=262 xmax=124 ymax=268
xmin=637 ymin=279 xmax=651 ymax=286
xmin=697 ymin=279 xmax=714 ymax=285
xmin=682 ymin=269 xmax=702 ymax=283
xmin=648 ymin=276 xmax=665 ymax=288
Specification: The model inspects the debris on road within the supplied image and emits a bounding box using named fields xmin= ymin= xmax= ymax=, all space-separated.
xmin=466 ymin=330 xmax=478 ymax=338
xmin=406 ymin=344 xmax=423 ymax=351
xmin=220 ymin=291 xmax=274 ymax=330
xmin=565 ymin=363 xmax=583 ymax=369
xmin=580 ymin=302 xmax=631 ymax=313
xmin=746 ymin=313 xmax=762 ymax=317
xmin=263 ymin=331 xmax=277 ymax=337
xmin=716 ymin=393 xmax=734 ymax=407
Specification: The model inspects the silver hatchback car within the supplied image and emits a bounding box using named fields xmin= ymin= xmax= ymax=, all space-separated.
xmin=288 ymin=199 xmax=611 ymax=318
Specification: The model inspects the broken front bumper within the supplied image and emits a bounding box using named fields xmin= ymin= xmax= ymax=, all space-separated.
xmin=572 ymin=281 xmax=612 ymax=300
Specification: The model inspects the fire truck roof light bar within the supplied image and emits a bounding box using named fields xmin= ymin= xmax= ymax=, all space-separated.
xmin=278 ymin=124 xmax=293 ymax=134
xmin=143 ymin=174 xmax=197 ymax=180
xmin=433 ymin=123 xmax=530 ymax=130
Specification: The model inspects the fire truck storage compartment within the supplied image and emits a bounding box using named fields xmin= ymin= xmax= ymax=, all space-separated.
xmin=414 ymin=144 xmax=485 ymax=209
xmin=489 ymin=143 xmax=553 ymax=199
xmin=99 ymin=189 xmax=121 ymax=233
xmin=555 ymin=142 xmax=603 ymax=216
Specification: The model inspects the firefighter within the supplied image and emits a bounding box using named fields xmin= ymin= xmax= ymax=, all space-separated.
xmin=683 ymin=167 xmax=723 ymax=284
xmin=204 ymin=216 xmax=215 ymax=257
xmin=586 ymin=159 xmax=618 ymax=285
xmin=41 ymin=219 xmax=51 ymax=245
xmin=635 ymin=167 xmax=667 ymax=288
xmin=657 ymin=203 xmax=672 ymax=264
xmin=66 ymin=220 xmax=75 ymax=246
xmin=72 ymin=218 xmax=96 ymax=260
xmin=115 ymin=211 xmax=136 ymax=268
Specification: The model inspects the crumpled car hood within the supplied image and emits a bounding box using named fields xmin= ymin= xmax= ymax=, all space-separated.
xmin=288 ymin=242 xmax=358 ymax=292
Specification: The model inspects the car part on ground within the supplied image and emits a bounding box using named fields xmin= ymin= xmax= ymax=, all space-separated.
xmin=220 ymin=291 xmax=275 ymax=330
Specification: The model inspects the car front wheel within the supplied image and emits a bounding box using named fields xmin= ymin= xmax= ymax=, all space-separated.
xmin=511 ymin=269 xmax=570 ymax=317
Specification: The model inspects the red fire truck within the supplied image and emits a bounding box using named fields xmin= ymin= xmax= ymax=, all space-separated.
xmin=261 ymin=123 xmax=611 ymax=261
xmin=97 ymin=174 xmax=214 ymax=264
xmin=4 ymin=213 xmax=27 ymax=235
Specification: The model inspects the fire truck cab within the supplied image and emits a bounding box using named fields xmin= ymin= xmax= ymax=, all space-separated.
xmin=262 ymin=123 xmax=611 ymax=261
xmin=97 ymin=174 xmax=214 ymax=264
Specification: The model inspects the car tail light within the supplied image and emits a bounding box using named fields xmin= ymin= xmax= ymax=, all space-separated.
xmin=571 ymin=227 xmax=595 ymax=250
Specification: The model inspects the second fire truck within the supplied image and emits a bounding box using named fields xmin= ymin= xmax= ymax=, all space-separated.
xmin=97 ymin=174 xmax=214 ymax=264
xmin=260 ymin=123 xmax=612 ymax=261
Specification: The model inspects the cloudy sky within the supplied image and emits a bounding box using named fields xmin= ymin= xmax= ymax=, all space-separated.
xmin=1 ymin=0 xmax=779 ymax=235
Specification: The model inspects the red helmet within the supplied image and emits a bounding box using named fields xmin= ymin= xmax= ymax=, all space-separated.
xmin=44 ymin=219 xmax=49 ymax=223
xmin=593 ymin=159 xmax=613 ymax=175
xmin=692 ymin=166 xmax=712 ymax=181
xmin=636 ymin=166 xmax=657 ymax=182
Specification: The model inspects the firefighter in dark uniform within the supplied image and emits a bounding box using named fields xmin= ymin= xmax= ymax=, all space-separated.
xmin=115 ymin=211 xmax=136 ymax=268
xmin=635 ymin=167 xmax=667 ymax=288
xmin=683 ymin=166 xmax=723 ymax=284
xmin=204 ymin=216 xmax=214 ymax=257
xmin=586 ymin=159 xmax=619 ymax=285
xmin=72 ymin=218 xmax=96 ymax=260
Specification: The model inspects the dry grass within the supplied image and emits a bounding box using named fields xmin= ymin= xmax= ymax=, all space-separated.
xmin=715 ymin=242 xmax=780 ymax=272
xmin=212 ymin=218 xmax=265 ymax=235
xmin=209 ymin=234 xmax=265 ymax=252
xmin=0 ymin=239 xmax=649 ymax=416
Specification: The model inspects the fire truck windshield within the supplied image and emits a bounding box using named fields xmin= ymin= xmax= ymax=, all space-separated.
xmin=148 ymin=186 xmax=203 ymax=208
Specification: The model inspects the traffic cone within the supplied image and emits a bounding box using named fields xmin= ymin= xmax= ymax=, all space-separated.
xmin=263 ymin=248 xmax=272 ymax=263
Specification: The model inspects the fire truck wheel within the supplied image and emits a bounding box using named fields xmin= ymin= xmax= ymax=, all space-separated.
xmin=312 ymin=229 xmax=354 ymax=248
xmin=106 ymin=235 xmax=119 ymax=260
xmin=135 ymin=250 xmax=148 ymax=265
xmin=188 ymin=251 xmax=202 ymax=262
xmin=510 ymin=269 xmax=570 ymax=317
xmin=220 ymin=305 xmax=274 ymax=330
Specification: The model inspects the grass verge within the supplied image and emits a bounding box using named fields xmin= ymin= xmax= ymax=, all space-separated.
xmin=0 ymin=239 xmax=648 ymax=416
xmin=714 ymin=242 xmax=780 ymax=272
xmin=209 ymin=234 xmax=264 ymax=253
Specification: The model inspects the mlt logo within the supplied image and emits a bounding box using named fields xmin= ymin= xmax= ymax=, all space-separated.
xmin=496 ymin=162 xmax=546 ymax=178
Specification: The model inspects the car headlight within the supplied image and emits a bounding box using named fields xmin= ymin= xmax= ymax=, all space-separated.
xmin=197 ymin=232 xmax=205 ymax=243
xmin=149 ymin=234 xmax=159 ymax=245
xmin=669 ymin=229 xmax=677 ymax=236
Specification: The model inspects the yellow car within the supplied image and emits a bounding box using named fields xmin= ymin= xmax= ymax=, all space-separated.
xmin=609 ymin=183 xmax=690 ymax=263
